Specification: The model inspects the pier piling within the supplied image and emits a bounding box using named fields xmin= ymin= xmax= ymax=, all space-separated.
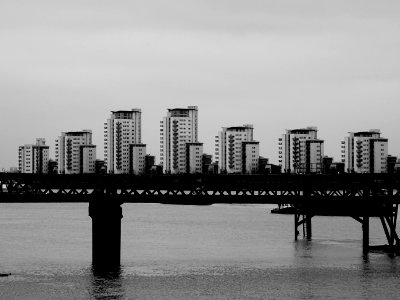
xmin=89 ymin=191 xmax=123 ymax=269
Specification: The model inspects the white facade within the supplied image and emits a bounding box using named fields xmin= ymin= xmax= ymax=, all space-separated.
xmin=242 ymin=142 xmax=260 ymax=174
xmin=279 ymin=127 xmax=324 ymax=173
xmin=160 ymin=106 xmax=199 ymax=174
xmin=81 ymin=146 xmax=96 ymax=174
xmin=341 ymin=130 xmax=388 ymax=173
xmin=306 ymin=140 xmax=324 ymax=173
xmin=186 ymin=143 xmax=203 ymax=174
xmin=130 ymin=144 xmax=146 ymax=175
xmin=18 ymin=138 xmax=49 ymax=174
xmin=215 ymin=125 xmax=258 ymax=174
xmin=105 ymin=109 xmax=142 ymax=174
xmin=56 ymin=130 xmax=96 ymax=174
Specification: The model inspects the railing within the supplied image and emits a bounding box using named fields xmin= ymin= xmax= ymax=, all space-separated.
xmin=1 ymin=173 xmax=400 ymax=206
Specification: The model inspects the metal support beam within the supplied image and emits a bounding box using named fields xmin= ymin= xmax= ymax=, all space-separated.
xmin=362 ymin=216 xmax=369 ymax=254
xmin=306 ymin=215 xmax=312 ymax=239
xmin=381 ymin=211 xmax=400 ymax=247
xmin=294 ymin=212 xmax=313 ymax=240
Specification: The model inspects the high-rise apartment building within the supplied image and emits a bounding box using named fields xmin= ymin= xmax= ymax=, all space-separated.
xmin=18 ymin=138 xmax=49 ymax=174
xmin=56 ymin=130 xmax=96 ymax=174
xmin=279 ymin=127 xmax=324 ymax=174
xmin=160 ymin=106 xmax=199 ymax=174
xmin=341 ymin=130 xmax=388 ymax=173
xmin=104 ymin=109 xmax=142 ymax=174
xmin=215 ymin=125 xmax=259 ymax=174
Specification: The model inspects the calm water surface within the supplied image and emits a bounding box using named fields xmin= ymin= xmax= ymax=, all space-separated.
xmin=0 ymin=203 xmax=399 ymax=299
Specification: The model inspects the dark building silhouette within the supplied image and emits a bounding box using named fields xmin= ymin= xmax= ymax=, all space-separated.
xmin=258 ymin=157 xmax=269 ymax=174
xmin=330 ymin=162 xmax=345 ymax=174
xmin=95 ymin=159 xmax=106 ymax=174
xmin=387 ymin=155 xmax=397 ymax=173
xmin=395 ymin=159 xmax=400 ymax=173
xmin=323 ymin=156 xmax=333 ymax=173
xmin=202 ymin=153 xmax=212 ymax=174
xmin=322 ymin=156 xmax=344 ymax=174
xmin=145 ymin=155 xmax=155 ymax=174
xmin=48 ymin=159 xmax=58 ymax=174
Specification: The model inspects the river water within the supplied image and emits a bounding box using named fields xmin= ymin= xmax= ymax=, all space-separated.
xmin=0 ymin=203 xmax=399 ymax=299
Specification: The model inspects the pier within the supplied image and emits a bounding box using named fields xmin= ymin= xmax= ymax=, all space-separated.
xmin=1 ymin=173 xmax=400 ymax=268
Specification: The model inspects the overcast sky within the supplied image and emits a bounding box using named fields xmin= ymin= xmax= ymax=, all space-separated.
xmin=1 ymin=0 xmax=400 ymax=170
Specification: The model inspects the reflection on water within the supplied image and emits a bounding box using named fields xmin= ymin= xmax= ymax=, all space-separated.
xmin=90 ymin=265 xmax=124 ymax=299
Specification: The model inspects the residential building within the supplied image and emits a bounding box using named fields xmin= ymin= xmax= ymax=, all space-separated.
xmin=242 ymin=141 xmax=259 ymax=174
xmin=18 ymin=138 xmax=49 ymax=174
xmin=323 ymin=156 xmax=345 ymax=174
xmin=258 ymin=157 xmax=270 ymax=174
xmin=9 ymin=167 xmax=19 ymax=173
xmin=95 ymin=159 xmax=106 ymax=174
xmin=186 ymin=142 xmax=203 ymax=173
xmin=48 ymin=159 xmax=58 ymax=174
xmin=104 ymin=109 xmax=142 ymax=174
xmin=145 ymin=155 xmax=156 ymax=174
xmin=387 ymin=155 xmax=397 ymax=174
xmin=202 ymin=153 xmax=212 ymax=174
xmin=56 ymin=130 xmax=96 ymax=174
xmin=323 ymin=156 xmax=333 ymax=173
xmin=215 ymin=125 xmax=259 ymax=174
xmin=395 ymin=159 xmax=400 ymax=173
xmin=341 ymin=130 xmax=388 ymax=173
xmin=129 ymin=144 xmax=146 ymax=175
xmin=279 ymin=127 xmax=324 ymax=174
xmin=160 ymin=106 xmax=199 ymax=174
xmin=264 ymin=163 xmax=282 ymax=174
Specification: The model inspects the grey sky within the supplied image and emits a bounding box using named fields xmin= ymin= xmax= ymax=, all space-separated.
xmin=1 ymin=1 xmax=400 ymax=169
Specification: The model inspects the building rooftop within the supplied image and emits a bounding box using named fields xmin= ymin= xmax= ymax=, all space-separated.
xmin=168 ymin=106 xmax=198 ymax=112
xmin=353 ymin=130 xmax=381 ymax=137
xmin=242 ymin=141 xmax=259 ymax=144
xmin=226 ymin=124 xmax=254 ymax=131
xmin=288 ymin=127 xmax=317 ymax=134
xmin=111 ymin=109 xmax=141 ymax=113
xmin=63 ymin=130 xmax=92 ymax=136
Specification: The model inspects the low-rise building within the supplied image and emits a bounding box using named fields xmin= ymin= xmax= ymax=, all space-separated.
xmin=202 ymin=154 xmax=213 ymax=174
xmin=48 ymin=159 xmax=58 ymax=174
xmin=395 ymin=159 xmax=400 ymax=173
xmin=95 ymin=160 xmax=106 ymax=174
xmin=145 ymin=155 xmax=156 ymax=174
xmin=387 ymin=155 xmax=397 ymax=173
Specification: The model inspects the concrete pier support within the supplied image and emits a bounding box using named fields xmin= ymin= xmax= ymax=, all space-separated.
xmin=89 ymin=196 xmax=123 ymax=269
xmin=362 ymin=216 xmax=369 ymax=254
